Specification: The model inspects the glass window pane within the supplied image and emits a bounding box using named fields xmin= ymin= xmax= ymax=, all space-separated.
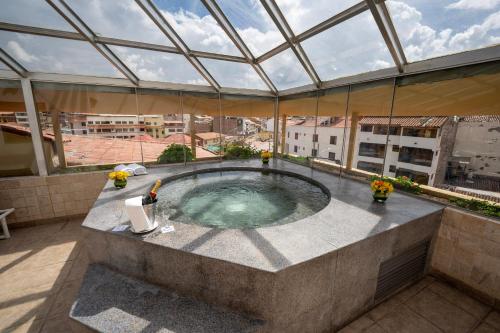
xmin=0 ymin=32 xmax=123 ymax=77
xmin=153 ymin=0 xmax=241 ymax=55
xmin=67 ymin=0 xmax=174 ymax=46
xmin=0 ymin=80 xmax=39 ymax=176
xmin=260 ymin=48 xmax=312 ymax=90
xmin=302 ymin=12 xmax=394 ymax=81
xmin=216 ymin=0 xmax=286 ymax=56
xmin=387 ymin=0 xmax=500 ymax=62
xmin=199 ymin=59 xmax=267 ymax=89
xmin=0 ymin=63 xmax=8 ymax=70
xmin=0 ymin=0 xmax=75 ymax=31
xmin=110 ymin=46 xmax=208 ymax=85
xmin=276 ymin=0 xmax=360 ymax=35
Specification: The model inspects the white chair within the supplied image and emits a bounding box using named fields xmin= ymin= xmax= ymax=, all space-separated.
xmin=0 ymin=208 xmax=14 ymax=239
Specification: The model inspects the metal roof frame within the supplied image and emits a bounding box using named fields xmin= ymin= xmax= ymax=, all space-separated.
xmin=201 ymin=0 xmax=278 ymax=94
xmin=46 ymin=0 xmax=140 ymax=85
xmin=135 ymin=0 xmax=220 ymax=90
xmin=0 ymin=0 xmax=497 ymax=98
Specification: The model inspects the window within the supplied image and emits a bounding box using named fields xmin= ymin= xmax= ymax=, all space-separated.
xmin=294 ymin=145 xmax=298 ymax=153
xmin=402 ymin=128 xmax=438 ymax=138
xmin=392 ymin=145 xmax=400 ymax=152
xmin=81 ymin=122 xmax=86 ymax=126
xmin=358 ymin=143 xmax=386 ymax=158
xmin=287 ymin=132 xmax=290 ymax=138
xmin=82 ymin=130 xmax=87 ymax=135
xmin=89 ymin=129 xmax=94 ymax=133
xmin=373 ymin=125 xmax=401 ymax=136
xmin=361 ymin=125 xmax=373 ymax=132
xmin=312 ymin=134 xmax=318 ymax=142
xmin=328 ymin=152 xmax=336 ymax=161
xmin=311 ymin=149 xmax=318 ymax=157
xmin=396 ymin=168 xmax=430 ymax=185
xmin=398 ymin=147 xmax=434 ymax=167
xmin=357 ymin=161 xmax=383 ymax=174
xmin=389 ymin=165 xmax=396 ymax=173
xmin=129 ymin=121 xmax=133 ymax=124
xmin=294 ymin=132 xmax=299 ymax=140
xmin=87 ymin=121 xmax=93 ymax=124
xmin=330 ymin=136 xmax=337 ymax=145
xmin=115 ymin=121 xmax=121 ymax=124
xmin=168 ymin=129 xmax=175 ymax=132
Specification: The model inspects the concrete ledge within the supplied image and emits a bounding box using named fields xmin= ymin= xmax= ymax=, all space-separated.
xmin=70 ymin=264 xmax=264 ymax=333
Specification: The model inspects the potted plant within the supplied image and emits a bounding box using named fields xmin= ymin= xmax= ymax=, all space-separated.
xmin=108 ymin=171 xmax=129 ymax=189
xmin=370 ymin=176 xmax=394 ymax=202
xmin=261 ymin=150 xmax=271 ymax=164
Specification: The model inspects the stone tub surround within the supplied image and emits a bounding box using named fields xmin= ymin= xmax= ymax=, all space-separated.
xmin=81 ymin=159 xmax=444 ymax=332
xmin=431 ymin=207 xmax=500 ymax=307
xmin=0 ymin=171 xmax=107 ymax=227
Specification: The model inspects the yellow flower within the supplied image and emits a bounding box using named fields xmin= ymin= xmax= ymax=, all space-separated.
xmin=261 ymin=150 xmax=271 ymax=159
xmin=108 ymin=172 xmax=116 ymax=180
xmin=109 ymin=171 xmax=129 ymax=181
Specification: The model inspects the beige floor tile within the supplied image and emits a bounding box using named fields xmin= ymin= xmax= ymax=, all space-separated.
xmin=472 ymin=322 xmax=498 ymax=333
xmin=6 ymin=317 xmax=44 ymax=333
xmin=405 ymin=288 xmax=479 ymax=333
xmin=65 ymin=248 xmax=89 ymax=283
xmin=427 ymin=280 xmax=491 ymax=319
xmin=377 ymin=305 xmax=441 ymax=333
xmin=364 ymin=323 xmax=387 ymax=333
xmin=39 ymin=315 xmax=94 ymax=333
xmin=484 ymin=311 xmax=500 ymax=330
xmin=393 ymin=276 xmax=435 ymax=303
xmin=347 ymin=315 xmax=376 ymax=331
xmin=366 ymin=298 xmax=403 ymax=322
xmin=46 ymin=278 xmax=83 ymax=319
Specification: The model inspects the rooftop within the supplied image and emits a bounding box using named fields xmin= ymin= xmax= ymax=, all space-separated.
xmin=359 ymin=116 xmax=449 ymax=128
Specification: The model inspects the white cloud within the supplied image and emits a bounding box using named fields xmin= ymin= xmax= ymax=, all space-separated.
xmin=6 ymin=41 xmax=38 ymax=63
xmin=388 ymin=1 xmax=500 ymax=61
xmin=446 ymin=0 xmax=500 ymax=10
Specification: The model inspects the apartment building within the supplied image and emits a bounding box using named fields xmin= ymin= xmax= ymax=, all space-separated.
xmin=285 ymin=116 xmax=457 ymax=186
xmin=86 ymin=114 xmax=143 ymax=139
xmin=353 ymin=117 xmax=457 ymax=186
xmin=285 ymin=117 xmax=350 ymax=164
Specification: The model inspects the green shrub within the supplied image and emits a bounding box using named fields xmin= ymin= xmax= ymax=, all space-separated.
xmin=157 ymin=144 xmax=193 ymax=164
xmin=449 ymin=198 xmax=500 ymax=218
xmin=282 ymin=154 xmax=309 ymax=165
xmin=393 ymin=176 xmax=422 ymax=194
xmin=224 ymin=144 xmax=259 ymax=159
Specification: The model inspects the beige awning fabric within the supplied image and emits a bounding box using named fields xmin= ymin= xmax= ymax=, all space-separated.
xmin=279 ymin=97 xmax=317 ymax=116
xmin=348 ymin=80 xmax=394 ymax=116
xmin=393 ymin=71 xmax=500 ymax=116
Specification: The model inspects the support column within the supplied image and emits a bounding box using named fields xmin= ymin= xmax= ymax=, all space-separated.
xmin=189 ymin=113 xmax=196 ymax=159
xmin=280 ymin=113 xmax=287 ymax=155
xmin=21 ymin=78 xmax=48 ymax=176
xmin=51 ymin=111 xmax=66 ymax=168
xmin=272 ymin=97 xmax=279 ymax=157
xmin=346 ymin=112 xmax=359 ymax=170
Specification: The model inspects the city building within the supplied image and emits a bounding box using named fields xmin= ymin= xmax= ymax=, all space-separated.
xmin=195 ymin=132 xmax=224 ymax=147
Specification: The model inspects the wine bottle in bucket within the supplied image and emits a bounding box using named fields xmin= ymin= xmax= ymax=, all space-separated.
xmin=143 ymin=179 xmax=161 ymax=205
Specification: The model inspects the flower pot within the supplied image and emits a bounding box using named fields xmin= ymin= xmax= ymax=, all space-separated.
xmin=114 ymin=179 xmax=127 ymax=189
xmin=372 ymin=191 xmax=389 ymax=203
xmin=262 ymin=158 xmax=269 ymax=164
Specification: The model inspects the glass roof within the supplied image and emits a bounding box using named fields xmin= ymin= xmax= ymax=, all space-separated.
xmin=199 ymin=58 xmax=267 ymax=89
xmin=302 ymin=11 xmax=394 ymax=81
xmin=261 ymin=48 xmax=312 ymax=90
xmin=216 ymin=0 xmax=286 ymax=56
xmin=67 ymin=0 xmax=173 ymax=46
xmin=387 ymin=0 xmax=500 ymax=61
xmin=0 ymin=0 xmax=75 ymax=32
xmin=0 ymin=62 xmax=7 ymax=70
xmin=110 ymin=46 xmax=208 ymax=85
xmin=0 ymin=31 xmax=123 ymax=77
xmin=276 ymin=0 xmax=360 ymax=35
xmin=0 ymin=0 xmax=497 ymax=93
xmin=153 ymin=0 xmax=242 ymax=56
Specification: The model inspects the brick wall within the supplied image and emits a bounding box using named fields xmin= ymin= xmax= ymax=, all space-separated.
xmin=0 ymin=171 xmax=108 ymax=227
xmin=431 ymin=207 xmax=500 ymax=303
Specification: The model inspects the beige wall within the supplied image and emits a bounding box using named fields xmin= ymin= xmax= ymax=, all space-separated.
xmin=431 ymin=207 xmax=500 ymax=302
xmin=0 ymin=171 xmax=107 ymax=227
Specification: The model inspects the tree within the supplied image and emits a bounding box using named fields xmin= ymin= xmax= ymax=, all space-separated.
xmin=157 ymin=144 xmax=193 ymax=164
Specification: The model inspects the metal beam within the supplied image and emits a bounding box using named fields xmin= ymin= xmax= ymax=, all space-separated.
xmin=201 ymin=0 xmax=277 ymax=94
xmin=0 ymin=48 xmax=27 ymax=77
xmin=0 ymin=22 xmax=248 ymax=64
xmin=46 ymin=0 xmax=140 ymax=85
xmin=260 ymin=0 xmax=321 ymax=88
xmin=366 ymin=0 xmax=406 ymax=72
xmin=135 ymin=0 xmax=220 ymax=90
xmin=21 ymin=78 xmax=48 ymax=176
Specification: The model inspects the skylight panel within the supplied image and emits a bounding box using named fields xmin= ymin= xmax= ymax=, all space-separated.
xmin=260 ymin=48 xmax=312 ymax=90
xmin=199 ymin=59 xmax=267 ymax=89
xmin=387 ymin=0 xmax=500 ymax=61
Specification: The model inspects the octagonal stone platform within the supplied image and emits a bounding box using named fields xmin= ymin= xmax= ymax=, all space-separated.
xmin=76 ymin=159 xmax=444 ymax=332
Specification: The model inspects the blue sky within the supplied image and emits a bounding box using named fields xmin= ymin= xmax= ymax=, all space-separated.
xmin=0 ymin=0 xmax=498 ymax=90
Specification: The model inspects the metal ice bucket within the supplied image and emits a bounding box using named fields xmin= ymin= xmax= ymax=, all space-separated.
xmin=142 ymin=201 xmax=156 ymax=224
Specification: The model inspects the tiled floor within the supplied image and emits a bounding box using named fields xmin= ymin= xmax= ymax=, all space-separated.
xmin=0 ymin=218 xmax=90 ymax=333
xmin=1 ymin=219 xmax=499 ymax=333
xmin=339 ymin=276 xmax=500 ymax=333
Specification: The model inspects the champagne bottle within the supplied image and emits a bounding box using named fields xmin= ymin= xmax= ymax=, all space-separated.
xmin=143 ymin=179 xmax=161 ymax=205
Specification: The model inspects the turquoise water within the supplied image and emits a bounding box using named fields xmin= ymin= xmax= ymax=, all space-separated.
xmin=155 ymin=171 xmax=329 ymax=228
